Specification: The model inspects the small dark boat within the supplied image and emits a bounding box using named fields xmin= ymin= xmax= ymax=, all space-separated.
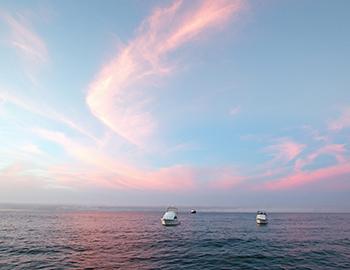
xmin=190 ymin=209 xmax=197 ymax=214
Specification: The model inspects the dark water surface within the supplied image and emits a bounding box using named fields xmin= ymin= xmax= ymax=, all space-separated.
xmin=0 ymin=209 xmax=349 ymax=269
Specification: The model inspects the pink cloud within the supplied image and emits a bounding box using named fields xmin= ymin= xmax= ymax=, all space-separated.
xmin=157 ymin=0 xmax=243 ymax=53
xmin=265 ymin=162 xmax=350 ymax=190
xmin=144 ymin=165 xmax=197 ymax=190
xmin=208 ymin=168 xmax=245 ymax=189
xmin=34 ymin=127 xmax=250 ymax=191
xmin=301 ymin=125 xmax=329 ymax=142
xmin=86 ymin=0 xmax=244 ymax=146
xmin=229 ymin=106 xmax=241 ymax=117
xmin=264 ymin=138 xmax=305 ymax=164
xmin=1 ymin=12 xmax=48 ymax=67
xmin=0 ymin=162 xmax=51 ymax=190
xmin=0 ymin=162 xmax=23 ymax=177
xmin=0 ymin=90 xmax=98 ymax=142
xmin=294 ymin=144 xmax=346 ymax=172
xmin=51 ymin=162 xmax=197 ymax=192
xmin=34 ymin=128 xmax=196 ymax=190
xmin=328 ymin=107 xmax=350 ymax=131
xmin=261 ymin=136 xmax=349 ymax=190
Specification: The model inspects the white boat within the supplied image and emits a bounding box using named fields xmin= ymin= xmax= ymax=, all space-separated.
xmin=161 ymin=207 xmax=180 ymax=226
xmin=190 ymin=209 xmax=197 ymax=214
xmin=256 ymin=211 xmax=268 ymax=224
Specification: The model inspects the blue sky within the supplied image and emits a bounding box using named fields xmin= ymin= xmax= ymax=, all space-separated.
xmin=0 ymin=0 xmax=349 ymax=210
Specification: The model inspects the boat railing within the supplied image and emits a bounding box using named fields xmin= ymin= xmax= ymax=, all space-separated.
xmin=166 ymin=207 xmax=178 ymax=212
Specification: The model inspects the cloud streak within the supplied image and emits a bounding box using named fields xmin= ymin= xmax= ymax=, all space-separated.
xmin=263 ymin=140 xmax=349 ymax=190
xmin=265 ymin=162 xmax=350 ymax=190
xmin=229 ymin=106 xmax=241 ymax=117
xmin=263 ymin=138 xmax=305 ymax=164
xmin=328 ymin=107 xmax=350 ymax=131
xmin=1 ymin=12 xmax=48 ymax=68
xmin=0 ymin=90 xmax=98 ymax=142
xmin=294 ymin=144 xmax=346 ymax=172
xmin=86 ymin=0 xmax=244 ymax=146
xmin=34 ymin=127 xmax=250 ymax=192
xmin=34 ymin=128 xmax=196 ymax=190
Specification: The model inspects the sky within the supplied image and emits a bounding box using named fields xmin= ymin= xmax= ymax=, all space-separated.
xmin=0 ymin=0 xmax=349 ymax=211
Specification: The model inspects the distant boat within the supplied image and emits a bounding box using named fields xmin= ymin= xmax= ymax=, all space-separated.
xmin=161 ymin=207 xmax=180 ymax=226
xmin=190 ymin=209 xmax=197 ymax=214
xmin=256 ymin=211 xmax=268 ymax=224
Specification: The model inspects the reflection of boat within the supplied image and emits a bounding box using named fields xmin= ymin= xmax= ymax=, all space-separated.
xmin=190 ymin=209 xmax=197 ymax=214
xmin=256 ymin=211 xmax=268 ymax=224
xmin=161 ymin=207 xmax=180 ymax=226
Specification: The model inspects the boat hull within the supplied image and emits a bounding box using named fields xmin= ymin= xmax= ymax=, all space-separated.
xmin=161 ymin=218 xmax=180 ymax=226
xmin=256 ymin=218 xmax=268 ymax=224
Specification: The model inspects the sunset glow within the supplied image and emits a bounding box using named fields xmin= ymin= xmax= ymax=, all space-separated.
xmin=0 ymin=0 xmax=349 ymax=209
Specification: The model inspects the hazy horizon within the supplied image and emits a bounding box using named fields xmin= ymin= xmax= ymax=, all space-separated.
xmin=0 ymin=201 xmax=349 ymax=214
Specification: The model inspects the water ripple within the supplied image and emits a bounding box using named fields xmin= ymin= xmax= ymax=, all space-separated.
xmin=0 ymin=211 xmax=349 ymax=269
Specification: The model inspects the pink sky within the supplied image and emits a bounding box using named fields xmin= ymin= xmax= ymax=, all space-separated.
xmin=0 ymin=0 xmax=349 ymax=209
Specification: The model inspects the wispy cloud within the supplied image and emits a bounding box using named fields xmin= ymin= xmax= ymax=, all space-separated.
xmin=294 ymin=144 xmax=346 ymax=172
xmin=86 ymin=0 xmax=244 ymax=146
xmin=0 ymin=90 xmax=98 ymax=142
xmin=1 ymin=11 xmax=48 ymax=71
xmin=229 ymin=105 xmax=241 ymax=117
xmin=263 ymin=138 xmax=305 ymax=164
xmin=265 ymin=162 xmax=350 ymax=190
xmin=34 ymin=128 xmax=195 ymax=190
xmin=20 ymin=143 xmax=44 ymax=156
xmin=0 ymin=162 xmax=23 ymax=178
xmin=0 ymin=162 xmax=52 ymax=190
xmin=33 ymin=127 xmax=251 ymax=191
xmin=328 ymin=107 xmax=350 ymax=131
xmin=263 ymin=135 xmax=348 ymax=190
xmin=208 ymin=167 xmax=245 ymax=189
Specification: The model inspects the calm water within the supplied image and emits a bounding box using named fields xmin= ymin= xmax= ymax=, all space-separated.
xmin=0 ymin=209 xmax=349 ymax=269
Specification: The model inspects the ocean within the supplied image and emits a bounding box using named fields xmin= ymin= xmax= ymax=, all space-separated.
xmin=0 ymin=208 xmax=349 ymax=269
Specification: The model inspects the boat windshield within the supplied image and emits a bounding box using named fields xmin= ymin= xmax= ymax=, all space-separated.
xmin=163 ymin=211 xmax=177 ymax=220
